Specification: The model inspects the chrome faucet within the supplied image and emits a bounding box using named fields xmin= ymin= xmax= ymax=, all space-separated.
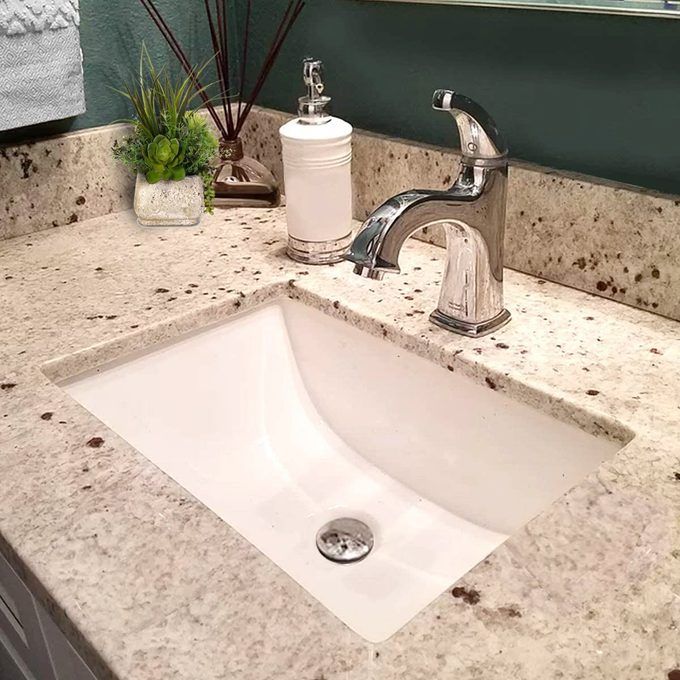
xmin=346 ymin=90 xmax=511 ymax=338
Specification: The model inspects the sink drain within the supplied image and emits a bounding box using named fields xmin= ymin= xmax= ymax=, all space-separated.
xmin=316 ymin=518 xmax=374 ymax=564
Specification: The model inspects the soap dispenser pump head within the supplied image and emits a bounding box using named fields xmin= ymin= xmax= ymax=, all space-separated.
xmin=298 ymin=58 xmax=331 ymax=124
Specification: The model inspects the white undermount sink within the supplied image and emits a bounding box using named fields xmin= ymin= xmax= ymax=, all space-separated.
xmin=62 ymin=299 xmax=623 ymax=642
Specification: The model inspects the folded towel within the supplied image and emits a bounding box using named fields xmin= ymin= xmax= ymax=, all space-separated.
xmin=0 ymin=0 xmax=86 ymax=131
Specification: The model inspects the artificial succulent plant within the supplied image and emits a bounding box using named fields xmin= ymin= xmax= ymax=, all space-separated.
xmin=112 ymin=48 xmax=219 ymax=210
xmin=143 ymin=135 xmax=186 ymax=183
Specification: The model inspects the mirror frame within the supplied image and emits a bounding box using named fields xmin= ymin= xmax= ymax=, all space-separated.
xmin=371 ymin=0 xmax=680 ymax=19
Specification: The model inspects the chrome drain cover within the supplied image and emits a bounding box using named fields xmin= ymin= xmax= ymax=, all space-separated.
xmin=316 ymin=518 xmax=374 ymax=564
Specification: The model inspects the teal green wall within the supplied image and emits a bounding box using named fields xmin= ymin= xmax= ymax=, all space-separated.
xmin=2 ymin=0 xmax=678 ymax=195
xmin=253 ymin=0 xmax=680 ymax=195
xmin=0 ymin=0 xmax=212 ymax=144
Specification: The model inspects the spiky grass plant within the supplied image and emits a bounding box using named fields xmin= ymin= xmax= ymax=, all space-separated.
xmin=112 ymin=48 xmax=219 ymax=211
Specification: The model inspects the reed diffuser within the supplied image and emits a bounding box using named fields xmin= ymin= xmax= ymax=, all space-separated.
xmin=138 ymin=0 xmax=305 ymax=208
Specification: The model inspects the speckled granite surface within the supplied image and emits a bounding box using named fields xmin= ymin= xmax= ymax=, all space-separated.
xmin=0 ymin=207 xmax=679 ymax=680
xmin=3 ymin=108 xmax=680 ymax=323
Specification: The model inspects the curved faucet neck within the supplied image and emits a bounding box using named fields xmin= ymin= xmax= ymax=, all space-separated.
xmin=348 ymin=164 xmax=500 ymax=274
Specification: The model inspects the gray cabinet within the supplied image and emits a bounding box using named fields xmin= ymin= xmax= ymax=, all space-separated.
xmin=0 ymin=551 xmax=96 ymax=680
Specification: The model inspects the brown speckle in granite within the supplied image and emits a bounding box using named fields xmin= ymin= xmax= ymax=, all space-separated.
xmin=333 ymin=301 xmax=340 ymax=309
xmin=19 ymin=154 xmax=33 ymax=178
xmin=1 ymin=383 xmax=17 ymax=390
xmin=496 ymin=343 xmax=509 ymax=349
xmin=76 ymin=196 xmax=86 ymax=205
xmin=155 ymin=288 xmax=169 ymax=294
xmin=674 ymin=472 xmax=680 ymax=481
xmin=94 ymin=267 xmax=104 ymax=272
xmin=635 ymin=273 xmax=643 ymax=282
xmin=586 ymin=389 xmax=600 ymax=396
xmin=485 ymin=377 xmax=497 ymax=390
xmin=650 ymin=348 xmax=663 ymax=355
xmin=667 ymin=671 xmax=680 ymax=680
xmin=447 ymin=365 xmax=454 ymax=372
xmin=451 ymin=586 xmax=481 ymax=605
xmin=40 ymin=412 xmax=53 ymax=421
xmin=596 ymin=281 xmax=608 ymax=292
xmin=86 ymin=437 xmax=105 ymax=448
xmin=652 ymin=268 xmax=660 ymax=279
xmin=81 ymin=485 xmax=93 ymax=491
xmin=497 ymin=606 xmax=522 ymax=618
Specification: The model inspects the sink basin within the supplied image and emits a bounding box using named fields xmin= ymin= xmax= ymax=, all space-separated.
xmin=62 ymin=299 xmax=624 ymax=642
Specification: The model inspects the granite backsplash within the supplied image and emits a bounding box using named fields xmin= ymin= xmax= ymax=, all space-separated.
xmin=2 ymin=106 xmax=679 ymax=321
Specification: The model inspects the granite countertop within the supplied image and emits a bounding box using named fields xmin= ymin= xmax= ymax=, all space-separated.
xmin=0 ymin=208 xmax=679 ymax=680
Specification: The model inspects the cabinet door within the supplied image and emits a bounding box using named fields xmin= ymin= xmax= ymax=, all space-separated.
xmin=0 ymin=552 xmax=57 ymax=680
xmin=0 ymin=635 xmax=37 ymax=680
xmin=37 ymin=605 xmax=98 ymax=680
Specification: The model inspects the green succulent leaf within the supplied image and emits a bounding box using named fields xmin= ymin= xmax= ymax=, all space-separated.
xmin=143 ymin=134 xmax=187 ymax=181
xmin=146 ymin=169 xmax=162 ymax=184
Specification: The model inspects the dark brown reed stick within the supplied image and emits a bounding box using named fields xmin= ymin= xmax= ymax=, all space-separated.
xmin=234 ymin=0 xmax=304 ymax=137
xmin=236 ymin=0 xmax=252 ymax=122
xmin=203 ymin=0 xmax=232 ymax=136
xmin=214 ymin=1 xmax=234 ymax=135
xmin=138 ymin=0 xmax=305 ymax=142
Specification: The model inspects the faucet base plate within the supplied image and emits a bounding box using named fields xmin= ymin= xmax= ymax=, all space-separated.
xmin=430 ymin=308 xmax=511 ymax=338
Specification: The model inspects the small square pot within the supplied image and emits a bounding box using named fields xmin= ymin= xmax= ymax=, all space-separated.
xmin=134 ymin=174 xmax=204 ymax=226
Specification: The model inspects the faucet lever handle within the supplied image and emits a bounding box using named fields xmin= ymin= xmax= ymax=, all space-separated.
xmin=432 ymin=89 xmax=507 ymax=160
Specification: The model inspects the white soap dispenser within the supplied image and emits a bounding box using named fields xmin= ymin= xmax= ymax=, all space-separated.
xmin=280 ymin=58 xmax=353 ymax=264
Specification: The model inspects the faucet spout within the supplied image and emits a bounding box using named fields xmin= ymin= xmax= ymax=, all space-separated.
xmin=347 ymin=189 xmax=450 ymax=275
xmin=345 ymin=90 xmax=511 ymax=338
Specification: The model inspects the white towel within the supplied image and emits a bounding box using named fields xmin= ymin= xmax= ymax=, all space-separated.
xmin=0 ymin=0 xmax=86 ymax=131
